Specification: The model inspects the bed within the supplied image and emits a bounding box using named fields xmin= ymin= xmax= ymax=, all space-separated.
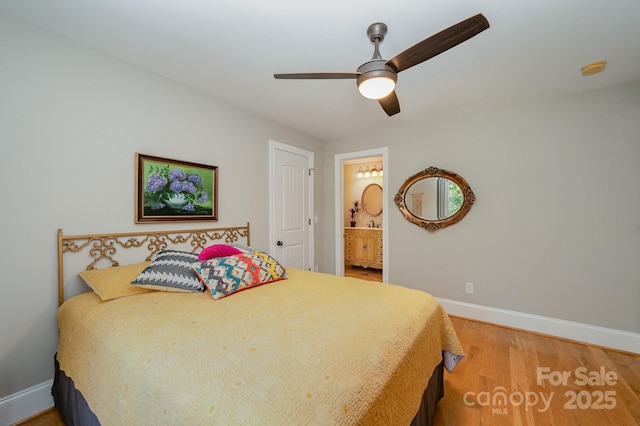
xmin=53 ymin=224 xmax=465 ymax=425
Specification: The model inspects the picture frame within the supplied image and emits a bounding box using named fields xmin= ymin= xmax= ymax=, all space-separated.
xmin=135 ymin=153 xmax=218 ymax=223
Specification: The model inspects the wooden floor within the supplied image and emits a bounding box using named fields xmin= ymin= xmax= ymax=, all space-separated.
xmin=344 ymin=264 xmax=382 ymax=282
xmin=433 ymin=316 xmax=640 ymax=426
xmin=16 ymin=317 xmax=639 ymax=426
xmin=13 ymin=407 xmax=64 ymax=426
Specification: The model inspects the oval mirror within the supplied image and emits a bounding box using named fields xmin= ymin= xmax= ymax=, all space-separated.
xmin=361 ymin=183 xmax=383 ymax=217
xmin=394 ymin=167 xmax=475 ymax=232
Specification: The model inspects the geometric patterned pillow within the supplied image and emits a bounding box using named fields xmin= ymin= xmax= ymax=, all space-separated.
xmin=131 ymin=250 xmax=204 ymax=292
xmin=192 ymin=251 xmax=287 ymax=300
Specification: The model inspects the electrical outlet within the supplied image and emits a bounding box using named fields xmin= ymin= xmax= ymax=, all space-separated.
xmin=465 ymin=282 xmax=474 ymax=294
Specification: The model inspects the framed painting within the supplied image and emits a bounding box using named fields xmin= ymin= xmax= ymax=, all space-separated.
xmin=135 ymin=153 xmax=218 ymax=223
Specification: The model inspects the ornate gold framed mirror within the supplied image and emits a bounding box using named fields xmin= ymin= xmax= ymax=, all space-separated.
xmin=394 ymin=167 xmax=475 ymax=231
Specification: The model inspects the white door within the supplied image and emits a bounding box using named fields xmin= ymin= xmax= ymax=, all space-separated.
xmin=269 ymin=141 xmax=314 ymax=270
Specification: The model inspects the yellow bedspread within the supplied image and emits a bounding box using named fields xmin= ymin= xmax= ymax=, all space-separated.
xmin=57 ymin=268 xmax=465 ymax=425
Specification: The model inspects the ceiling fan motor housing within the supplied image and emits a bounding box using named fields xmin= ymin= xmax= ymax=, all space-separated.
xmin=367 ymin=22 xmax=388 ymax=44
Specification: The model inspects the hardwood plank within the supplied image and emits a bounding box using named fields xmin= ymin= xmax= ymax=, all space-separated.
xmin=344 ymin=265 xmax=382 ymax=282
xmin=433 ymin=316 xmax=640 ymax=426
xmin=12 ymin=407 xmax=64 ymax=426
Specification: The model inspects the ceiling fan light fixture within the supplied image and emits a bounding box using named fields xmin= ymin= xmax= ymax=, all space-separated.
xmin=358 ymin=76 xmax=396 ymax=99
xmin=356 ymin=61 xmax=397 ymax=100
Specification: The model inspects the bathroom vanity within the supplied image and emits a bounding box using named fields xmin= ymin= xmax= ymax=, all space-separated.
xmin=344 ymin=227 xmax=383 ymax=270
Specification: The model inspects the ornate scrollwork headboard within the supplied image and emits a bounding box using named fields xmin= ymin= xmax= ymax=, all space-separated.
xmin=57 ymin=223 xmax=250 ymax=305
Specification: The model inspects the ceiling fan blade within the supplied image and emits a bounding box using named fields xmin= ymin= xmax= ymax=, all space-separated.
xmin=274 ymin=72 xmax=358 ymax=79
xmin=387 ymin=14 xmax=490 ymax=73
xmin=378 ymin=91 xmax=400 ymax=116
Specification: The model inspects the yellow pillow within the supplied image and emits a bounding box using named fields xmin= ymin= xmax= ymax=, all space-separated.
xmin=79 ymin=262 xmax=154 ymax=301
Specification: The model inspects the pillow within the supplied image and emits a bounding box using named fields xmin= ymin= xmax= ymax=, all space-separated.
xmin=131 ymin=250 xmax=204 ymax=292
xmin=192 ymin=251 xmax=287 ymax=300
xmin=198 ymin=244 xmax=242 ymax=261
xmin=79 ymin=262 xmax=154 ymax=301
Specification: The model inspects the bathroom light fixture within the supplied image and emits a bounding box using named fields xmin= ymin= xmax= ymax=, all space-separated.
xmin=356 ymin=164 xmax=383 ymax=178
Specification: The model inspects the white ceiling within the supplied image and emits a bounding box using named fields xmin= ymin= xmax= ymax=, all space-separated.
xmin=2 ymin=0 xmax=639 ymax=141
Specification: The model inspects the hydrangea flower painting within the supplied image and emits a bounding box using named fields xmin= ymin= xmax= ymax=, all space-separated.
xmin=135 ymin=153 xmax=217 ymax=223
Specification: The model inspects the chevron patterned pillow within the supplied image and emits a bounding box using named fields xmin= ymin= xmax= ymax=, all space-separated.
xmin=192 ymin=251 xmax=287 ymax=300
xmin=131 ymin=250 xmax=204 ymax=292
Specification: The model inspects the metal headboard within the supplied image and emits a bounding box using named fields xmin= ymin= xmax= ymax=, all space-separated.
xmin=57 ymin=223 xmax=250 ymax=306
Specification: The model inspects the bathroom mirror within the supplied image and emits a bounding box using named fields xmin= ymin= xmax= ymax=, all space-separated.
xmin=394 ymin=167 xmax=475 ymax=231
xmin=361 ymin=183 xmax=383 ymax=217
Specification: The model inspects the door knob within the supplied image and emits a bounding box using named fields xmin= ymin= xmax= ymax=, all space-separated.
xmin=276 ymin=241 xmax=283 ymax=246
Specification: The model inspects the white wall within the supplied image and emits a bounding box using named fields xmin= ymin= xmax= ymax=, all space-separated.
xmin=324 ymin=81 xmax=640 ymax=336
xmin=0 ymin=11 xmax=325 ymax=406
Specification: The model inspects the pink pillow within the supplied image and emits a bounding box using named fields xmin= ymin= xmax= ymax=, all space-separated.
xmin=198 ymin=244 xmax=242 ymax=261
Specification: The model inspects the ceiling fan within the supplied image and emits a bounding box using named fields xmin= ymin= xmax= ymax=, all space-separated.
xmin=274 ymin=14 xmax=489 ymax=116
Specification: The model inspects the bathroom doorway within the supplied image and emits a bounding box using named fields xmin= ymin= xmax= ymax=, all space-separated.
xmin=334 ymin=148 xmax=389 ymax=283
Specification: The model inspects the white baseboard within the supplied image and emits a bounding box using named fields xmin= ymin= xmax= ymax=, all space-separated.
xmin=437 ymin=298 xmax=640 ymax=354
xmin=0 ymin=379 xmax=53 ymax=426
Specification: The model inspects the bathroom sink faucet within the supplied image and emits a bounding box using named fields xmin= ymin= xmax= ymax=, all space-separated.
xmin=370 ymin=220 xmax=375 ymax=227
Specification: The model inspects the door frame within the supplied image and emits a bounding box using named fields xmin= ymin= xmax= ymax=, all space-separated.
xmin=334 ymin=147 xmax=389 ymax=282
xmin=268 ymin=140 xmax=314 ymax=270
